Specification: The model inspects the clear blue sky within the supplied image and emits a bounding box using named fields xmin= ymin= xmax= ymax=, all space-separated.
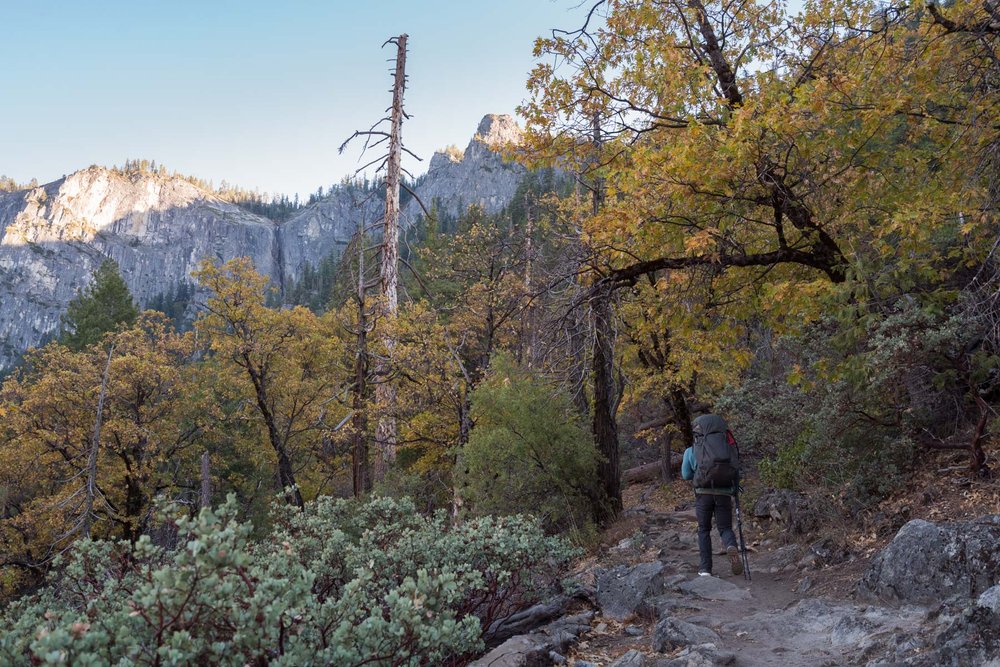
xmin=0 ymin=0 xmax=579 ymax=198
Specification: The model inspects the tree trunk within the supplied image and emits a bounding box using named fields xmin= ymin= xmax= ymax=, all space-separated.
xmin=374 ymin=34 xmax=408 ymax=482
xmin=200 ymin=451 xmax=212 ymax=510
xmin=246 ymin=358 xmax=304 ymax=508
xmin=352 ymin=220 xmax=372 ymax=497
xmin=669 ymin=388 xmax=694 ymax=450
xmin=352 ymin=321 xmax=371 ymax=497
xmin=589 ymin=114 xmax=622 ymax=523
xmin=592 ymin=288 xmax=622 ymax=522
xmin=660 ymin=433 xmax=674 ymax=481
xmin=83 ymin=344 xmax=114 ymax=539
xmin=452 ymin=391 xmax=472 ymax=521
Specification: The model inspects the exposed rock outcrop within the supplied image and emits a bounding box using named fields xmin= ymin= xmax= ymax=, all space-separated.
xmin=594 ymin=561 xmax=666 ymax=620
xmin=858 ymin=515 xmax=1000 ymax=604
xmin=0 ymin=168 xmax=276 ymax=370
xmin=410 ymin=114 xmax=525 ymax=222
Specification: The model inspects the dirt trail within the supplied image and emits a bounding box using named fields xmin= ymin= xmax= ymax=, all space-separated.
xmin=567 ymin=506 xmax=927 ymax=666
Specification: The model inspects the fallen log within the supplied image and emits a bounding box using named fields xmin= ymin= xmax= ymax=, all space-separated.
xmin=482 ymin=588 xmax=595 ymax=647
xmin=623 ymin=458 xmax=682 ymax=485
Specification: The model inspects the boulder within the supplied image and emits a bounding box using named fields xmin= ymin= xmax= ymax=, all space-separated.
xmin=595 ymin=561 xmax=665 ymax=620
xmin=858 ymin=516 xmax=1000 ymax=604
xmin=651 ymin=617 xmax=720 ymax=652
xmin=752 ymin=489 xmax=820 ymax=534
xmin=924 ymin=605 xmax=1000 ymax=667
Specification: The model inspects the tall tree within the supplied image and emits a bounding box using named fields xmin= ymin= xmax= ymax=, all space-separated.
xmin=60 ymin=259 xmax=138 ymax=351
xmin=0 ymin=313 xmax=204 ymax=585
xmin=374 ymin=34 xmax=409 ymax=481
xmin=194 ymin=259 xmax=344 ymax=508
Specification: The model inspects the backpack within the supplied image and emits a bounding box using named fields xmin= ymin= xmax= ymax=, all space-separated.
xmin=692 ymin=414 xmax=739 ymax=489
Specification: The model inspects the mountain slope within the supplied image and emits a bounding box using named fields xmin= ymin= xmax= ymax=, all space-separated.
xmin=0 ymin=114 xmax=528 ymax=370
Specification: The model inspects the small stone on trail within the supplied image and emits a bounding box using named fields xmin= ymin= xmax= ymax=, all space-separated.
xmin=548 ymin=650 xmax=566 ymax=664
xmin=625 ymin=624 xmax=644 ymax=636
xmin=595 ymin=622 xmax=609 ymax=633
xmin=796 ymin=576 xmax=813 ymax=593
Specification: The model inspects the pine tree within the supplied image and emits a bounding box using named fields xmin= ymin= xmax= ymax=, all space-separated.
xmin=60 ymin=259 xmax=138 ymax=351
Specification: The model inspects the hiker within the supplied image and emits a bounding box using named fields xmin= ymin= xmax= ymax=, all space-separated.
xmin=681 ymin=413 xmax=744 ymax=577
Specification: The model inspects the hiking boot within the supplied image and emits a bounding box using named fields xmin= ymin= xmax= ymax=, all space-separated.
xmin=728 ymin=545 xmax=744 ymax=576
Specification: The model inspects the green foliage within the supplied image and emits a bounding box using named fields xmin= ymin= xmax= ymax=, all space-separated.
xmin=461 ymin=354 xmax=599 ymax=529
xmin=59 ymin=259 xmax=138 ymax=351
xmin=0 ymin=495 xmax=575 ymax=666
xmin=146 ymin=281 xmax=195 ymax=329
xmin=719 ymin=303 xmax=977 ymax=506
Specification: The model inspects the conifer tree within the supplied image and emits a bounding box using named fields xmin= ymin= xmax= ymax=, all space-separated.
xmin=60 ymin=259 xmax=138 ymax=351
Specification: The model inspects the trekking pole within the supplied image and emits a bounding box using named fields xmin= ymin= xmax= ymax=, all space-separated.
xmin=734 ymin=488 xmax=751 ymax=582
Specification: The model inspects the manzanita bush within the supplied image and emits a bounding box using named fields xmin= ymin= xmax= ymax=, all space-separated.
xmin=0 ymin=495 xmax=576 ymax=666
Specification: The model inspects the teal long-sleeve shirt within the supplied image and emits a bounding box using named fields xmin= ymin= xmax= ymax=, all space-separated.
xmin=681 ymin=446 xmax=735 ymax=495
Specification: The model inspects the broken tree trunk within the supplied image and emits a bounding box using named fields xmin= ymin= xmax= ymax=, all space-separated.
xmin=373 ymin=33 xmax=407 ymax=483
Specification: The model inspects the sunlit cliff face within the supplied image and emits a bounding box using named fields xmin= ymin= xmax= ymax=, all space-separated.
xmin=0 ymin=114 xmax=530 ymax=371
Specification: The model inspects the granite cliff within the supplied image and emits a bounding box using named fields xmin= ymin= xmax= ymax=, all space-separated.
xmin=0 ymin=114 xmax=526 ymax=370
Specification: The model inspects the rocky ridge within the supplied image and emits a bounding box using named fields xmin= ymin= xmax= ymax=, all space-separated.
xmin=0 ymin=114 xmax=526 ymax=370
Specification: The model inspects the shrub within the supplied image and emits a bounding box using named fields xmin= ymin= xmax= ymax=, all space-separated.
xmin=460 ymin=354 xmax=599 ymax=530
xmin=0 ymin=495 xmax=576 ymax=666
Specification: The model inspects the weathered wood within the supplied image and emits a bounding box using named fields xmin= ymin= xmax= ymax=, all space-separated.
xmin=482 ymin=588 xmax=594 ymax=647
xmin=374 ymin=34 xmax=408 ymax=482
xmin=624 ymin=459 xmax=681 ymax=485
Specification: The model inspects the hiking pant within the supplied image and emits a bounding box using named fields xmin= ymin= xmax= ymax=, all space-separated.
xmin=695 ymin=493 xmax=737 ymax=574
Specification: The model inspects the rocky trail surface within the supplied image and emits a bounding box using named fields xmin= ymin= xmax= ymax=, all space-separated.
xmin=472 ymin=493 xmax=1000 ymax=667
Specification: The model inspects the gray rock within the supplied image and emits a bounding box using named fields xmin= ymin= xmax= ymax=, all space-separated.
xmin=858 ymin=516 xmax=1000 ymax=604
xmin=678 ymin=576 xmax=751 ymax=602
xmin=0 ymin=169 xmax=277 ymax=370
xmin=648 ymin=594 xmax=703 ymax=618
xmin=925 ymin=605 xmax=1000 ymax=667
xmin=625 ymin=624 xmax=644 ymax=636
xmin=596 ymin=561 xmax=665 ymax=620
xmin=654 ymin=643 xmax=735 ymax=667
xmin=830 ymin=614 xmax=879 ymax=647
xmin=978 ymin=584 xmax=1000 ymax=614
xmin=610 ymin=649 xmax=646 ymax=667
xmin=752 ymin=489 xmax=820 ymax=534
xmin=652 ymin=616 xmax=720 ymax=652
xmin=412 ymin=114 xmax=527 ymax=220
